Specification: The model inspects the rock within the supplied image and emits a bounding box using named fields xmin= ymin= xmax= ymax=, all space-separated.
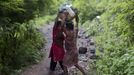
xmin=86 ymin=39 xmax=91 ymax=44
xmin=79 ymin=47 xmax=87 ymax=54
xmin=77 ymin=35 xmax=81 ymax=38
xmin=90 ymin=42 xmax=95 ymax=45
xmin=89 ymin=46 xmax=96 ymax=54
xmin=90 ymin=54 xmax=99 ymax=59
xmin=90 ymin=39 xmax=95 ymax=45
xmin=79 ymin=54 xmax=88 ymax=62
xmin=85 ymin=34 xmax=90 ymax=39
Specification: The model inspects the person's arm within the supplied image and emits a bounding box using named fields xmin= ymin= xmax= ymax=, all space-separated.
xmin=75 ymin=14 xmax=79 ymax=37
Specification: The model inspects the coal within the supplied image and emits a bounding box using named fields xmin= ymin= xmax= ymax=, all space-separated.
xmin=79 ymin=47 xmax=87 ymax=54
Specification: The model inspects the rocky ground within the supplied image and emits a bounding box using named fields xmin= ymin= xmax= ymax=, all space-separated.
xmin=20 ymin=22 xmax=97 ymax=75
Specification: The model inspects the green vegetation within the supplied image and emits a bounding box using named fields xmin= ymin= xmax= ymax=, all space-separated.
xmin=34 ymin=15 xmax=56 ymax=26
xmin=0 ymin=0 xmax=134 ymax=75
xmin=0 ymin=0 xmax=64 ymax=75
xmin=72 ymin=0 xmax=134 ymax=75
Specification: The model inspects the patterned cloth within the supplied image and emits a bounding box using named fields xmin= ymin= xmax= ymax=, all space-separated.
xmin=63 ymin=26 xmax=78 ymax=68
xmin=49 ymin=22 xmax=65 ymax=61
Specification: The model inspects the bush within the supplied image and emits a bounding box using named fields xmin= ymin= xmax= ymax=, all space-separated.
xmin=0 ymin=0 xmax=55 ymax=75
xmin=0 ymin=21 xmax=45 ymax=75
xmin=73 ymin=0 xmax=134 ymax=75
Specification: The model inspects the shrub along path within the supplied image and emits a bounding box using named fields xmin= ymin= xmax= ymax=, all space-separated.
xmin=20 ymin=22 xmax=97 ymax=75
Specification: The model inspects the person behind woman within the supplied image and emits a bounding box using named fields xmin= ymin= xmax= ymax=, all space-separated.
xmin=49 ymin=11 xmax=66 ymax=71
xmin=62 ymin=8 xmax=86 ymax=75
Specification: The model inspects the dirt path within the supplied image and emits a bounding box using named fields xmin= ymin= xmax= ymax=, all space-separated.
xmin=20 ymin=22 xmax=55 ymax=75
xmin=20 ymin=22 xmax=96 ymax=75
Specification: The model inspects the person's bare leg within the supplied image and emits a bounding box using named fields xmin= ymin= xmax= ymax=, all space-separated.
xmin=63 ymin=66 xmax=68 ymax=75
xmin=75 ymin=64 xmax=86 ymax=75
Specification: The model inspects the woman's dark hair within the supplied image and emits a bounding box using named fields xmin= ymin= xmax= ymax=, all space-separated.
xmin=53 ymin=11 xmax=63 ymax=30
xmin=66 ymin=20 xmax=74 ymax=30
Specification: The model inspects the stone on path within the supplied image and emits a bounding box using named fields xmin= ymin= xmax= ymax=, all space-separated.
xmin=89 ymin=45 xmax=96 ymax=54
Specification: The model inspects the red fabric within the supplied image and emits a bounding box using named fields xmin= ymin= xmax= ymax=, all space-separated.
xmin=49 ymin=22 xmax=65 ymax=61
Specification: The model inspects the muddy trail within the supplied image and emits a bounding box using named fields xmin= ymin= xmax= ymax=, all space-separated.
xmin=20 ymin=22 xmax=97 ymax=75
